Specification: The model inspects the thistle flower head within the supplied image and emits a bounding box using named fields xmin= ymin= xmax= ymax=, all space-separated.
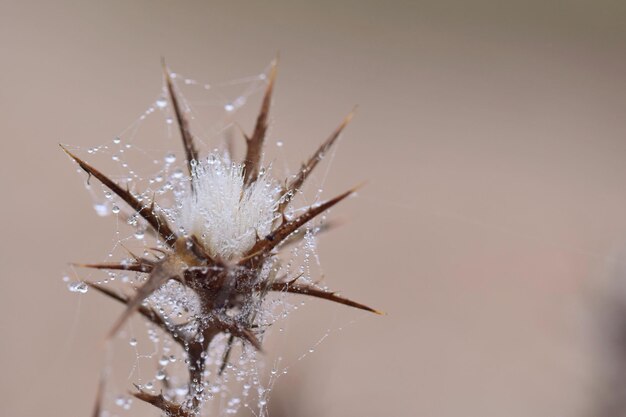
xmin=179 ymin=154 xmax=281 ymax=261
xmin=63 ymin=59 xmax=380 ymax=417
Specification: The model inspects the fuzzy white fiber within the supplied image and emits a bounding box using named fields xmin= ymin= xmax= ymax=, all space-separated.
xmin=178 ymin=154 xmax=281 ymax=261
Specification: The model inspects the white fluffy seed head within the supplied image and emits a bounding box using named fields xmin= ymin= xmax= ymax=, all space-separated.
xmin=177 ymin=153 xmax=281 ymax=261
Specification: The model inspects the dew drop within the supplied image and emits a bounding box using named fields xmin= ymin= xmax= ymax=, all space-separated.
xmin=172 ymin=168 xmax=184 ymax=179
xmin=112 ymin=205 xmax=120 ymax=214
xmin=129 ymin=338 xmax=137 ymax=347
xmin=164 ymin=153 xmax=176 ymax=164
xmin=113 ymin=137 xmax=121 ymax=144
xmin=115 ymin=395 xmax=132 ymax=409
xmin=68 ymin=281 xmax=88 ymax=294
xmin=156 ymin=369 xmax=166 ymax=380
xmin=224 ymin=103 xmax=235 ymax=112
xmin=156 ymin=97 xmax=167 ymax=109
xmin=94 ymin=203 xmax=109 ymax=216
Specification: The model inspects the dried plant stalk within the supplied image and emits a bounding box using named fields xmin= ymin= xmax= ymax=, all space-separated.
xmin=63 ymin=61 xmax=380 ymax=416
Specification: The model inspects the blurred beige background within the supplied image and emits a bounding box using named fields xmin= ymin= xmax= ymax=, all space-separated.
xmin=2 ymin=1 xmax=626 ymax=416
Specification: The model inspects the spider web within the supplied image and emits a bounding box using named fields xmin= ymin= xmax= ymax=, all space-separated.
xmin=61 ymin=62 xmax=366 ymax=417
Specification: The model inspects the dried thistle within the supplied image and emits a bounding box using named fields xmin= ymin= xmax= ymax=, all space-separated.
xmin=62 ymin=59 xmax=380 ymax=416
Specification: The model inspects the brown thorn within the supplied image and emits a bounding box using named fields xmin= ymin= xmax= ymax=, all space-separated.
xmin=162 ymin=59 xmax=199 ymax=186
xmin=269 ymin=281 xmax=383 ymax=315
xmin=60 ymin=145 xmax=176 ymax=246
xmin=240 ymin=328 xmax=263 ymax=351
xmin=244 ymin=183 xmax=364 ymax=261
xmin=144 ymin=248 xmax=168 ymax=262
xmin=278 ymin=109 xmax=356 ymax=214
xmin=218 ymin=334 xmax=236 ymax=376
xmin=216 ymin=320 xmax=263 ymax=352
xmin=133 ymin=388 xmax=191 ymax=417
xmin=107 ymin=256 xmax=183 ymax=338
xmin=120 ymin=243 xmax=142 ymax=262
xmin=187 ymin=235 xmax=215 ymax=265
xmin=149 ymin=194 xmax=156 ymax=213
xmin=287 ymin=273 xmax=304 ymax=285
xmin=73 ymin=261 xmax=154 ymax=273
xmin=92 ymin=372 xmax=106 ymax=417
xmin=87 ymin=282 xmax=131 ymax=305
xmin=149 ymin=247 xmax=168 ymax=255
xmin=243 ymin=57 xmax=278 ymax=185
xmin=88 ymin=283 xmax=187 ymax=345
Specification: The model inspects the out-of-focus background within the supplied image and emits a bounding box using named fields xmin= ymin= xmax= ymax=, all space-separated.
xmin=2 ymin=1 xmax=626 ymax=416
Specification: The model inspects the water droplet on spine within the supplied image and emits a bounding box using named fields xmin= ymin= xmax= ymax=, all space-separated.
xmin=68 ymin=281 xmax=88 ymax=293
